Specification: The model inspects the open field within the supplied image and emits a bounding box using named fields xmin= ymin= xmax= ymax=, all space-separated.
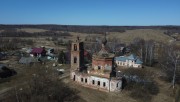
xmin=63 ymin=29 xmax=175 ymax=44
xmin=3 ymin=27 xmax=175 ymax=45
xmin=108 ymin=29 xmax=174 ymax=44
xmin=17 ymin=28 xmax=48 ymax=33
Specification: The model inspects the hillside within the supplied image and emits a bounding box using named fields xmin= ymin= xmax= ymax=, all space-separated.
xmin=108 ymin=29 xmax=174 ymax=44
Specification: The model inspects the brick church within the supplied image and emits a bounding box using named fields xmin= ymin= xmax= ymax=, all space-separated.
xmin=70 ymin=35 xmax=122 ymax=92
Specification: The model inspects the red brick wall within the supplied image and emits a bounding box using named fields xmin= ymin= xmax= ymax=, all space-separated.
xmin=92 ymin=58 xmax=113 ymax=70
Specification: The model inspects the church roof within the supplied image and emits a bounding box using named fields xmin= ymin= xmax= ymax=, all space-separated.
xmin=115 ymin=56 xmax=126 ymax=61
xmin=127 ymin=54 xmax=136 ymax=60
xmin=135 ymin=58 xmax=143 ymax=64
xmin=115 ymin=54 xmax=143 ymax=64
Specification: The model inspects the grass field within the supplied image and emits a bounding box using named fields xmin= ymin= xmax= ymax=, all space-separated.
xmin=107 ymin=29 xmax=174 ymax=44
xmin=66 ymin=29 xmax=175 ymax=44
xmin=17 ymin=28 xmax=48 ymax=33
xmin=13 ymin=28 xmax=175 ymax=45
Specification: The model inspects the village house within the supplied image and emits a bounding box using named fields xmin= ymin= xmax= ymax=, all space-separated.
xmin=30 ymin=47 xmax=46 ymax=57
xmin=115 ymin=54 xmax=143 ymax=68
xmin=70 ymin=36 xmax=122 ymax=92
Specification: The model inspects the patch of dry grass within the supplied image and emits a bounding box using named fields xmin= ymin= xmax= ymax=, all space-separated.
xmin=68 ymin=81 xmax=137 ymax=102
xmin=17 ymin=28 xmax=48 ymax=33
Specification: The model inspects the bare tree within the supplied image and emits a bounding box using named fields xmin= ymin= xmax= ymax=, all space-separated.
xmin=107 ymin=37 xmax=120 ymax=53
xmin=131 ymin=38 xmax=155 ymax=66
xmin=159 ymin=44 xmax=180 ymax=89
xmin=168 ymin=45 xmax=180 ymax=89
xmin=3 ymin=65 xmax=79 ymax=102
xmin=147 ymin=40 xmax=155 ymax=66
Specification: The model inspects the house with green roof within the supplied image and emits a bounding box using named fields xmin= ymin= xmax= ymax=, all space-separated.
xmin=115 ymin=54 xmax=143 ymax=68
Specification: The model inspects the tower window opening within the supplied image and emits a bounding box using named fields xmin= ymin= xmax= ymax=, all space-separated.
xmin=85 ymin=78 xmax=87 ymax=83
xmin=74 ymin=44 xmax=77 ymax=51
xmin=74 ymin=57 xmax=77 ymax=63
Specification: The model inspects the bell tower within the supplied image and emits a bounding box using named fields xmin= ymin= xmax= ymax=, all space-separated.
xmin=71 ymin=37 xmax=84 ymax=71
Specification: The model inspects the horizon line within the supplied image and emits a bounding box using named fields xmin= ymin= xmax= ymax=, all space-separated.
xmin=0 ymin=24 xmax=180 ymax=26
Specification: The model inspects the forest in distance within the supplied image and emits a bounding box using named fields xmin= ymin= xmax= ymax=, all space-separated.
xmin=0 ymin=24 xmax=180 ymax=34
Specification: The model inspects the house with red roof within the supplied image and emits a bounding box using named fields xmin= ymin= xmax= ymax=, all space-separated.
xmin=30 ymin=47 xmax=46 ymax=57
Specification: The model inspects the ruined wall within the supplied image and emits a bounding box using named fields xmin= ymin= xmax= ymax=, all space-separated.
xmin=110 ymin=80 xmax=122 ymax=92
xmin=92 ymin=58 xmax=113 ymax=71
xmin=71 ymin=71 xmax=122 ymax=92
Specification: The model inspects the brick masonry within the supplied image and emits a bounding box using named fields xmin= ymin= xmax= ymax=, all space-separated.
xmin=70 ymin=38 xmax=122 ymax=92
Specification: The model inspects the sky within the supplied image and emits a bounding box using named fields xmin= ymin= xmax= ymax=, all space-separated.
xmin=0 ymin=0 xmax=180 ymax=25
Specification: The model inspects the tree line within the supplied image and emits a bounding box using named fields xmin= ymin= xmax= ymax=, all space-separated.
xmin=1 ymin=25 xmax=180 ymax=34
xmin=0 ymin=29 xmax=71 ymax=37
xmin=0 ymin=38 xmax=34 ymax=51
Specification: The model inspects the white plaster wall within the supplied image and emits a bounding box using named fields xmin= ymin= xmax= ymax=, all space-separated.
xmin=115 ymin=60 xmax=142 ymax=68
xmin=71 ymin=72 xmax=122 ymax=92
xmin=133 ymin=64 xmax=141 ymax=68
xmin=90 ymin=76 xmax=110 ymax=90
xmin=110 ymin=80 xmax=122 ymax=92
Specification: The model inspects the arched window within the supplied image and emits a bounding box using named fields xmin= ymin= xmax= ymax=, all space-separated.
xmin=92 ymin=80 xmax=95 ymax=85
xmin=98 ymin=81 xmax=100 ymax=86
xmin=85 ymin=78 xmax=87 ymax=83
xmin=74 ymin=44 xmax=77 ymax=51
xmin=74 ymin=57 xmax=77 ymax=63
xmin=81 ymin=78 xmax=83 ymax=82
xmin=103 ymin=82 xmax=106 ymax=87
